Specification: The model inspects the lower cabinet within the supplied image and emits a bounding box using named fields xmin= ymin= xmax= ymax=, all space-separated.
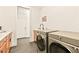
xmin=0 ymin=41 xmax=7 ymax=53
xmin=0 ymin=33 xmax=12 ymax=53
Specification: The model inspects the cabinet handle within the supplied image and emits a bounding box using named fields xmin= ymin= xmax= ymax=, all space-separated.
xmin=1 ymin=51 xmax=3 ymax=53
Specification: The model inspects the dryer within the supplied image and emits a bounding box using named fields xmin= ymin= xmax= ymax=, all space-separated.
xmin=34 ymin=29 xmax=58 ymax=53
xmin=48 ymin=31 xmax=79 ymax=53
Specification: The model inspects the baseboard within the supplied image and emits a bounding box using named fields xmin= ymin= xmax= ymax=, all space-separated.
xmin=10 ymin=45 xmax=17 ymax=48
xmin=29 ymin=40 xmax=37 ymax=43
xmin=9 ymin=46 xmax=17 ymax=53
xmin=17 ymin=37 xmax=30 ymax=40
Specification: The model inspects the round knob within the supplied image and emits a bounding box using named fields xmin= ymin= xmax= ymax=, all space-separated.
xmin=59 ymin=37 xmax=61 ymax=40
xmin=76 ymin=48 xmax=79 ymax=51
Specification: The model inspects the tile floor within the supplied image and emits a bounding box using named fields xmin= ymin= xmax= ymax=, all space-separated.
xmin=10 ymin=38 xmax=38 ymax=53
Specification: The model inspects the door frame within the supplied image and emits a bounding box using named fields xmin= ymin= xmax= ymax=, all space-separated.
xmin=16 ymin=6 xmax=31 ymax=38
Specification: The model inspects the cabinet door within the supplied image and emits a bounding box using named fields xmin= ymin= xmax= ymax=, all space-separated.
xmin=0 ymin=41 xmax=7 ymax=53
xmin=0 ymin=33 xmax=12 ymax=53
xmin=6 ymin=38 xmax=11 ymax=52
xmin=6 ymin=33 xmax=11 ymax=53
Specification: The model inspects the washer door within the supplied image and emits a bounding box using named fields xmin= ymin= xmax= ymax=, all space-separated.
xmin=49 ymin=42 xmax=71 ymax=53
xmin=36 ymin=35 xmax=45 ymax=51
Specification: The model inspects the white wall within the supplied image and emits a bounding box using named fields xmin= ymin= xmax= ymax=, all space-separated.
xmin=41 ymin=6 xmax=79 ymax=32
xmin=0 ymin=6 xmax=43 ymax=44
xmin=30 ymin=7 xmax=41 ymax=41
xmin=30 ymin=7 xmax=41 ymax=29
xmin=0 ymin=6 xmax=17 ymax=46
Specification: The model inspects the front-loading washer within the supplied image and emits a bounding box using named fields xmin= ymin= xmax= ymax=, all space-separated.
xmin=34 ymin=29 xmax=58 ymax=53
xmin=48 ymin=31 xmax=79 ymax=53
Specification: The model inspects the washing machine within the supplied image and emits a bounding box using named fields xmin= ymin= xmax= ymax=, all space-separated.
xmin=48 ymin=31 xmax=79 ymax=53
xmin=34 ymin=29 xmax=58 ymax=53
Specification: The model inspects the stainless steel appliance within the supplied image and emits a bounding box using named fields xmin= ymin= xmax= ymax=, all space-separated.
xmin=34 ymin=29 xmax=58 ymax=53
xmin=48 ymin=31 xmax=79 ymax=53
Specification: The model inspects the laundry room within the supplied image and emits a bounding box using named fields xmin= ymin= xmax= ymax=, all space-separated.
xmin=0 ymin=6 xmax=79 ymax=53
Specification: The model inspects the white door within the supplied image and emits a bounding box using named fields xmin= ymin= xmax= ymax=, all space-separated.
xmin=16 ymin=6 xmax=30 ymax=38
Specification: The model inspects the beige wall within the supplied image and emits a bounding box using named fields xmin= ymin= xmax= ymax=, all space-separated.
xmin=41 ymin=6 xmax=79 ymax=32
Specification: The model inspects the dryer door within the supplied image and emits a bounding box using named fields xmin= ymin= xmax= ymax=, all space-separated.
xmin=36 ymin=35 xmax=45 ymax=51
xmin=49 ymin=42 xmax=71 ymax=53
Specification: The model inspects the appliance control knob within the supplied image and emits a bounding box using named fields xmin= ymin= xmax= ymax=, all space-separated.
xmin=76 ymin=48 xmax=79 ymax=51
xmin=60 ymin=37 xmax=61 ymax=39
xmin=74 ymin=47 xmax=79 ymax=52
xmin=59 ymin=36 xmax=61 ymax=40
